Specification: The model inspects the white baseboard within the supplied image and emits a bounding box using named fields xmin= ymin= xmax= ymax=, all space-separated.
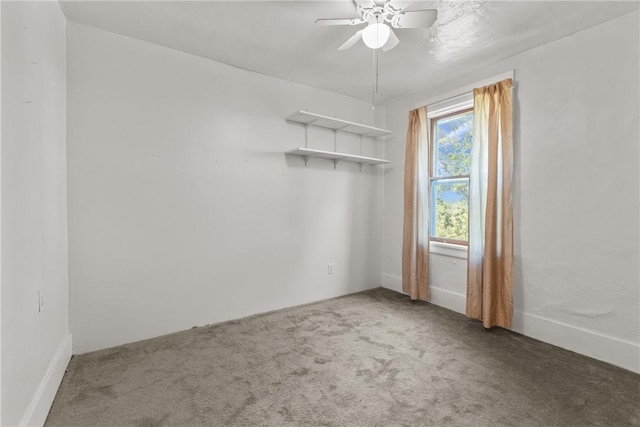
xmin=380 ymin=271 xmax=639 ymax=374
xmin=380 ymin=272 xmax=403 ymax=293
xmin=511 ymin=312 xmax=640 ymax=374
xmin=20 ymin=333 xmax=72 ymax=427
xmin=429 ymin=286 xmax=466 ymax=314
xmin=380 ymin=272 xmax=466 ymax=314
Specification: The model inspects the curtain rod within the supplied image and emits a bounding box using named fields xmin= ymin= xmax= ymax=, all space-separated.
xmin=415 ymin=70 xmax=515 ymax=109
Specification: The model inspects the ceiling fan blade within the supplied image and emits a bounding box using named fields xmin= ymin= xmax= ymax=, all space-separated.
xmin=338 ymin=30 xmax=363 ymax=50
xmin=386 ymin=1 xmax=423 ymax=12
xmin=393 ymin=9 xmax=437 ymax=28
xmin=382 ymin=29 xmax=399 ymax=52
xmin=354 ymin=0 xmax=376 ymax=9
xmin=315 ymin=18 xmax=365 ymax=26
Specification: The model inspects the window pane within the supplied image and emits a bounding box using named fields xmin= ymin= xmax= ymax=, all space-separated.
xmin=434 ymin=111 xmax=473 ymax=177
xmin=431 ymin=178 xmax=469 ymax=242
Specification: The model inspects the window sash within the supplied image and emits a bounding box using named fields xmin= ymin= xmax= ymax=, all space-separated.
xmin=431 ymin=236 xmax=469 ymax=246
xmin=430 ymin=107 xmax=473 ymax=179
xmin=429 ymin=174 xmax=469 ymax=181
xmin=429 ymin=107 xmax=473 ymax=246
xmin=430 ymin=177 xmax=469 ymax=245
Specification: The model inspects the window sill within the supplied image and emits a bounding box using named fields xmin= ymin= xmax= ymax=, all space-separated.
xmin=430 ymin=241 xmax=468 ymax=259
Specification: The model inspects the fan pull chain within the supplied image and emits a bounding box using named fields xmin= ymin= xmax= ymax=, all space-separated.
xmin=371 ymin=48 xmax=379 ymax=110
xmin=375 ymin=48 xmax=379 ymax=94
xmin=371 ymin=48 xmax=375 ymax=108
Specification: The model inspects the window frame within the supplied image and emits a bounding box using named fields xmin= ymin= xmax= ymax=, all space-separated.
xmin=429 ymin=106 xmax=473 ymax=247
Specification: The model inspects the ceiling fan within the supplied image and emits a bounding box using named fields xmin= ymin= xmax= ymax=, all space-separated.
xmin=315 ymin=0 xmax=438 ymax=51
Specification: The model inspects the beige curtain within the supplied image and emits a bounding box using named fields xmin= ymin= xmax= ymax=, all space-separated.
xmin=402 ymin=106 xmax=430 ymax=301
xmin=466 ymin=79 xmax=514 ymax=328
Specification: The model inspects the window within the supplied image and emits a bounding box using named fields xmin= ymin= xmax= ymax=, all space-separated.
xmin=430 ymin=107 xmax=473 ymax=246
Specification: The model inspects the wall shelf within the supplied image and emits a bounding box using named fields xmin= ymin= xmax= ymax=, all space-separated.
xmin=285 ymin=110 xmax=392 ymax=138
xmin=285 ymin=147 xmax=390 ymax=166
xmin=285 ymin=110 xmax=392 ymax=169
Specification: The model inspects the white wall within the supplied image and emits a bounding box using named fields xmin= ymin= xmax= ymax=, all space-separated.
xmin=1 ymin=2 xmax=3 ymax=421
xmin=1 ymin=2 xmax=71 ymax=426
xmin=381 ymin=11 xmax=639 ymax=373
xmin=67 ymin=23 xmax=386 ymax=354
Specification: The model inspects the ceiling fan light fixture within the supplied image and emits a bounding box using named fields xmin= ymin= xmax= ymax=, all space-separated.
xmin=362 ymin=22 xmax=390 ymax=49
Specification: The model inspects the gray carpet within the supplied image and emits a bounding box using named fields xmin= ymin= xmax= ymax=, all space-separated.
xmin=46 ymin=288 xmax=639 ymax=426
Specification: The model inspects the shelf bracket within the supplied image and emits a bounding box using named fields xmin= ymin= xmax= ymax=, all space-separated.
xmin=332 ymin=159 xmax=338 ymax=169
xmin=303 ymin=156 xmax=309 ymax=167
xmin=304 ymin=123 xmax=309 ymax=148
xmin=359 ymin=135 xmax=363 ymax=173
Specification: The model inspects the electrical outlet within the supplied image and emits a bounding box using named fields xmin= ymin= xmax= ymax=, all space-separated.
xmin=328 ymin=263 xmax=335 ymax=275
xmin=38 ymin=289 xmax=44 ymax=312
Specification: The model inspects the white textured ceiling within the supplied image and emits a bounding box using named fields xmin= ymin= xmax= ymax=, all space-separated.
xmin=60 ymin=1 xmax=638 ymax=104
